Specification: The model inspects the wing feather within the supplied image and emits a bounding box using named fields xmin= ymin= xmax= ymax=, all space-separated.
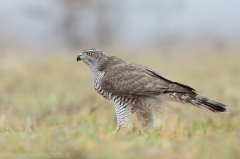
xmin=101 ymin=63 xmax=195 ymax=97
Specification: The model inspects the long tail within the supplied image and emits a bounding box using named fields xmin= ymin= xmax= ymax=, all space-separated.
xmin=169 ymin=93 xmax=228 ymax=113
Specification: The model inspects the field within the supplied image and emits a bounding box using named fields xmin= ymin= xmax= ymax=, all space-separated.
xmin=0 ymin=49 xmax=239 ymax=159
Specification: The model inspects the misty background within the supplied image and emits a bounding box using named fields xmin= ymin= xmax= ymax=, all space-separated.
xmin=1 ymin=0 xmax=240 ymax=54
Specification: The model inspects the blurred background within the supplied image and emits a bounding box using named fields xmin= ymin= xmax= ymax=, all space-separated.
xmin=0 ymin=1 xmax=240 ymax=158
xmin=1 ymin=0 xmax=240 ymax=54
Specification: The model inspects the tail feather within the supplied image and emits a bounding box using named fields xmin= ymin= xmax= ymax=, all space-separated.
xmin=168 ymin=93 xmax=228 ymax=113
xmin=192 ymin=94 xmax=228 ymax=113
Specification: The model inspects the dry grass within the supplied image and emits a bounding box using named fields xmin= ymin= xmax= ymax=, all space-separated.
xmin=0 ymin=50 xmax=239 ymax=159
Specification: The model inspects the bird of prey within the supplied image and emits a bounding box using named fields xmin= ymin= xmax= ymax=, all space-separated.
xmin=76 ymin=49 xmax=228 ymax=131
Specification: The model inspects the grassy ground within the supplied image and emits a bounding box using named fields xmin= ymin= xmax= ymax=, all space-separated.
xmin=0 ymin=50 xmax=239 ymax=159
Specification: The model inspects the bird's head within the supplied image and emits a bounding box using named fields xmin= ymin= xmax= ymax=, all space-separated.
xmin=77 ymin=49 xmax=105 ymax=69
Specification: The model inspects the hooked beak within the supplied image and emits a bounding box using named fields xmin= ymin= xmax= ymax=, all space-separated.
xmin=76 ymin=55 xmax=81 ymax=62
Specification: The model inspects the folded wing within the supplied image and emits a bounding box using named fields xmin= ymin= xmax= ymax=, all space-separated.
xmin=101 ymin=63 xmax=195 ymax=97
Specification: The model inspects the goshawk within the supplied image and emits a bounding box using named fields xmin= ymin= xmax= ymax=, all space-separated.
xmin=76 ymin=49 xmax=228 ymax=131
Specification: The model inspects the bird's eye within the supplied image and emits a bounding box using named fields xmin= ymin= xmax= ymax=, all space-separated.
xmin=87 ymin=52 xmax=92 ymax=56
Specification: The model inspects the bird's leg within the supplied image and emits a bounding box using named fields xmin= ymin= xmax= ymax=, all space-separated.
xmin=112 ymin=127 xmax=120 ymax=134
xmin=113 ymin=102 xmax=132 ymax=132
xmin=136 ymin=110 xmax=156 ymax=130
